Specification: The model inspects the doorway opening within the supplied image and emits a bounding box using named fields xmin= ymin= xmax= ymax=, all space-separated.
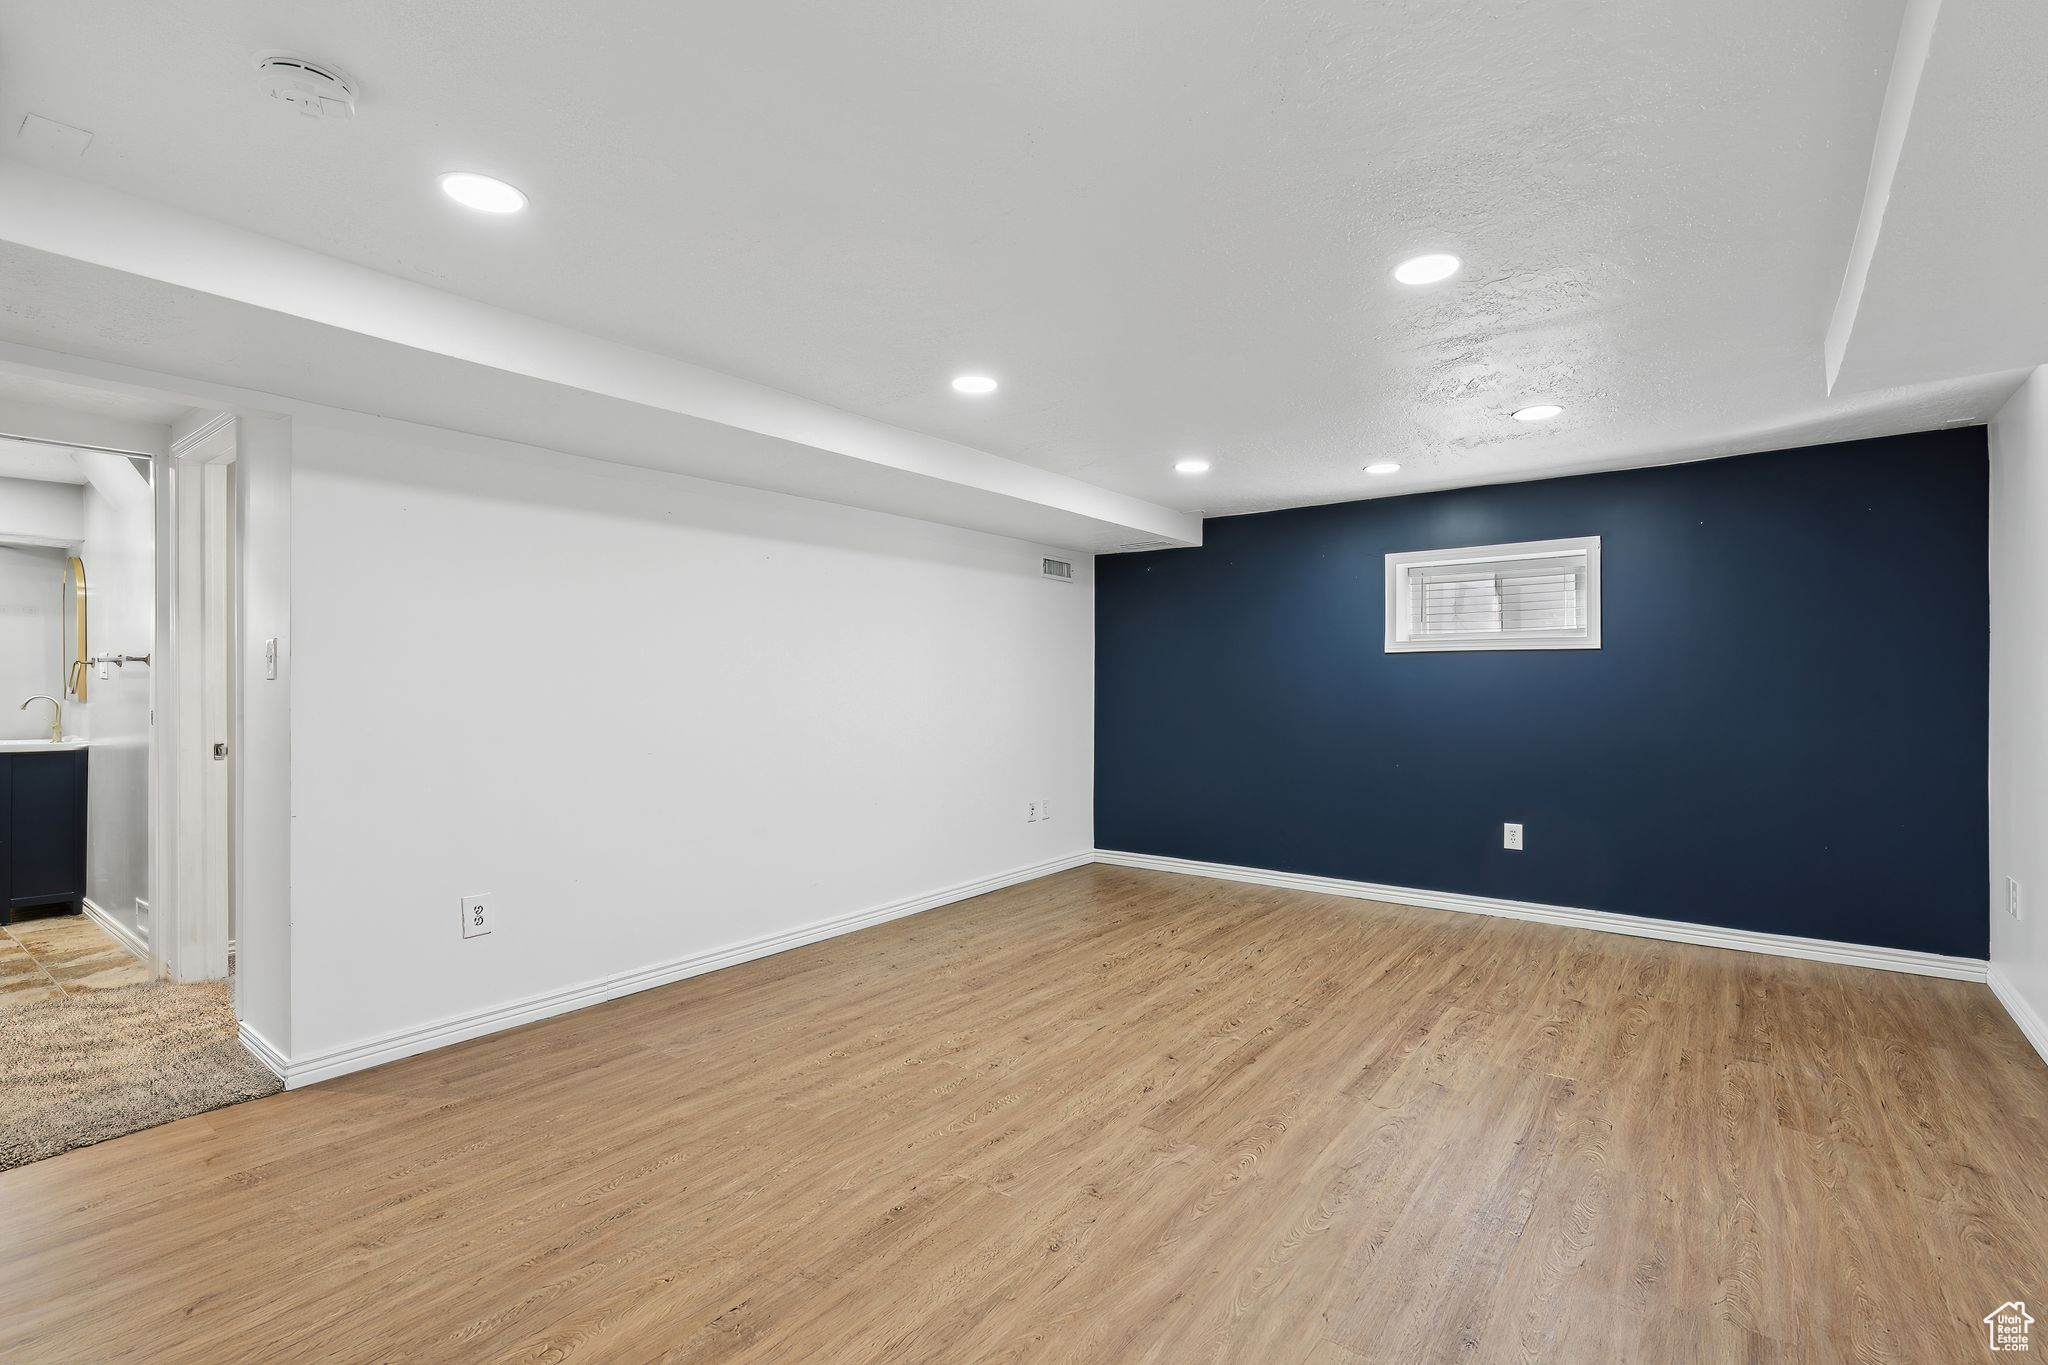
xmin=0 ymin=365 xmax=276 ymax=1170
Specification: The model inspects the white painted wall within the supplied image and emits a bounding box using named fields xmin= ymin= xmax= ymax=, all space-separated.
xmin=0 ymin=542 xmax=67 ymax=738
xmin=73 ymin=452 xmax=153 ymax=938
xmin=282 ymin=420 xmax=1094 ymax=1065
xmin=234 ymin=416 xmax=292 ymax=1054
xmin=1990 ymin=365 xmax=2048 ymax=1061
xmin=0 ymin=473 xmax=84 ymax=547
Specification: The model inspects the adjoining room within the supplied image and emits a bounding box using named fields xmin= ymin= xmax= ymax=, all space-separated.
xmin=0 ymin=372 xmax=271 ymax=1172
xmin=2 ymin=1 xmax=2046 ymax=1360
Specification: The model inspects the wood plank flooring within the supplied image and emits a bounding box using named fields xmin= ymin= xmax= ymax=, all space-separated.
xmin=3 ymin=864 xmax=2045 ymax=1362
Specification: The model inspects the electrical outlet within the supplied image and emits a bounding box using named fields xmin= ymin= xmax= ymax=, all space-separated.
xmin=2009 ymin=876 xmax=2024 ymax=921
xmin=135 ymin=898 xmax=149 ymax=935
xmin=1041 ymin=797 xmax=1052 ymax=821
xmin=1027 ymin=801 xmax=1040 ymax=823
xmin=1503 ymin=822 xmax=1524 ymax=851
xmin=462 ymin=894 xmax=493 ymax=939
xmin=264 ymin=637 xmax=279 ymax=681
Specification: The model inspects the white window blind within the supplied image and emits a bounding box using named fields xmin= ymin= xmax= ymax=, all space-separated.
xmin=1384 ymin=537 xmax=1601 ymax=652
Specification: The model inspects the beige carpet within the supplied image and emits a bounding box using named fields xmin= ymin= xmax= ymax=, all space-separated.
xmin=0 ymin=977 xmax=281 ymax=1171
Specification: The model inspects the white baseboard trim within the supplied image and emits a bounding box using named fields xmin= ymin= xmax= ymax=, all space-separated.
xmin=1094 ymin=850 xmax=1989 ymax=983
xmin=80 ymin=897 xmax=152 ymax=968
xmin=1988 ymin=965 xmax=2048 ymax=1068
xmin=237 ymin=1020 xmax=290 ymax=1083
xmin=264 ymin=851 xmax=1093 ymax=1089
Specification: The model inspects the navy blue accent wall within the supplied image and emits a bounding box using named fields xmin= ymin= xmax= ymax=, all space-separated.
xmin=1095 ymin=430 xmax=1989 ymax=958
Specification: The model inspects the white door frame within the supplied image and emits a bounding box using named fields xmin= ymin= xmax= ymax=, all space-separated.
xmin=157 ymin=412 xmax=237 ymax=981
xmin=0 ymin=341 xmax=293 ymax=1066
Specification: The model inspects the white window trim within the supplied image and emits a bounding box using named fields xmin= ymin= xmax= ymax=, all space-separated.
xmin=1384 ymin=535 xmax=1602 ymax=653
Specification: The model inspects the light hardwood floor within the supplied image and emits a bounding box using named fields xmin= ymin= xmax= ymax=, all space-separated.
xmin=3 ymin=865 xmax=2044 ymax=1362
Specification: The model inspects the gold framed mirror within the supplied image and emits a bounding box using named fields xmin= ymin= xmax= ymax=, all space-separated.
xmin=63 ymin=555 xmax=88 ymax=702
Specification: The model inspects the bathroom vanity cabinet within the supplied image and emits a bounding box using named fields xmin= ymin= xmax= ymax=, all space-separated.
xmin=0 ymin=747 xmax=88 ymax=923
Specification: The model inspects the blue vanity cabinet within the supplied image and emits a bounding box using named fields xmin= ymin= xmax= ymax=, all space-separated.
xmin=0 ymin=748 xmax=89 ymax=923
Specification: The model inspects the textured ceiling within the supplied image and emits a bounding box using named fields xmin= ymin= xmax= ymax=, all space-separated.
xmin=0 ymin=0 xmax=2023 ymax=518
xmin=1828 ymin=0 xmax=2048 ymax=395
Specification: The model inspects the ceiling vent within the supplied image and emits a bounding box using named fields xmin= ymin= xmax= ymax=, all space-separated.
xmin=1040 ymin=557 xmax=1075 ymax=582
xmin=1117 ymin=540 xmax=1174 ymax=553
xmin=254 ymin=54 xmax=359 ymax=121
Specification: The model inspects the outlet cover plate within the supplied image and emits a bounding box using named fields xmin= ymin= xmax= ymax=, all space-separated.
xmin=462 ymin=894 xmax=493 ymax=939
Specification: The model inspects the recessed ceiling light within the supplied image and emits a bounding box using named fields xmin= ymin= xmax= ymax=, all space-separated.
xmin=1174 ymin=458 xmax=1211 ymax=475
xmin=1392 ymin=253 xmax=1461 ymax=286
xmin=951 ymin=374 xmax=999 ymax=395
xmin=1365 ymin=461 xmax=1402 ymax=475
xmin=439 ymin=172 xmax=527 ymax=214
xmin=1512 ymin=404 xmax=1564 ymax=422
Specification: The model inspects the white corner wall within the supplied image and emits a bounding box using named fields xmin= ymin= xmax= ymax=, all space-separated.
xmin=280 ymin=420 xmax=1094 ymax=1075
xmin=1990 ymin=365 xmax=2048 ymax=1063
xmin=234 ymin=416 xmax=292 ymax=1057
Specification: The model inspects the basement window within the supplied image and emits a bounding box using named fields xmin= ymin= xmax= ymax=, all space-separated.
xmin=1384 ymin=536 xmax=1601 ymax=652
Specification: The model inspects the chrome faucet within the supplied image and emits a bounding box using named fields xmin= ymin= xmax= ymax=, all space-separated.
xmin=20 ymin=695 xmax=62 ymax=743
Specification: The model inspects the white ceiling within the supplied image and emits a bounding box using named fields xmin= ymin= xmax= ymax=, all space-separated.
xmin=1827 ymin=0 xmax=2048 ymax=396
xmin=0 ymin=367 xmax=188 ymax=427
xmin=0 ymin=0 xmax=2035 ymax=525
xmin=0 ymin=217 xmax=1197 ymax=552
xmin=0 ymin=363 xmax=186 ymax=476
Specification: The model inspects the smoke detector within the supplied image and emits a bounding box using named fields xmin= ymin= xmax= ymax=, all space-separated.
xmin=254 ymin=54 xmax=358 ymax=121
